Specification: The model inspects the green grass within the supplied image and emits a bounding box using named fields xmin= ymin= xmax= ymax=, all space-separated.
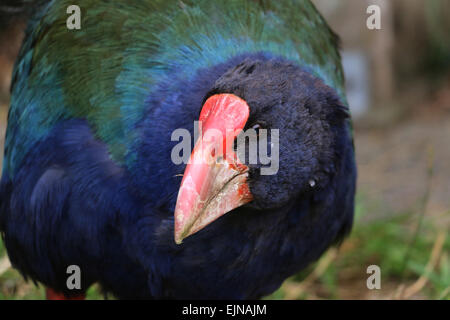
xmin=265 ymin=195 xmax=450 ymax=300
xmin=1 ymin=195 xmax=449 ymax=300
xmin=0 ymin=236 xmax=4 ymax=257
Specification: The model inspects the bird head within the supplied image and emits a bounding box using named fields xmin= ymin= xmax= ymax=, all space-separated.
xmin=174 ymin=58 xmax=350 ymax=244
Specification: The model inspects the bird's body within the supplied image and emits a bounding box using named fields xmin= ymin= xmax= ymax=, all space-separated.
xmin=0 ymin=0 xmax=356 ymax=299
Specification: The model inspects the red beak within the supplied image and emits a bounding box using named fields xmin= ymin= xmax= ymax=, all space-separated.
xmin=174 ymin=94 xmax=253 ymax=244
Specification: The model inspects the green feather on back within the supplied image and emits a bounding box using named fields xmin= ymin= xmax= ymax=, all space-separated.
xmin=4 ymin=0 xmax=345 ymax=175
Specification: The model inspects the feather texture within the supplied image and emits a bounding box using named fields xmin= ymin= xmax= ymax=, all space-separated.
xmin=4 ymin=0 xmax=344 ymax=174
xmin=0 ymin=0 xmax=356 ymax=299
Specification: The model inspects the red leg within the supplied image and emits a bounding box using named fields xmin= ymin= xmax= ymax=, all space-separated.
xmin=46 ymin=288 xmax=85 ymax=300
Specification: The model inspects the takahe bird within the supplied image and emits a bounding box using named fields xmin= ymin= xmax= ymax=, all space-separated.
xmin=0 ymin=0 xmax=356 ymax=299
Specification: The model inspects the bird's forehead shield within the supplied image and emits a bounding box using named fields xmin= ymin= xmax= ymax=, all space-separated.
xmin=174 ymin=94 xmax=252 ymax=244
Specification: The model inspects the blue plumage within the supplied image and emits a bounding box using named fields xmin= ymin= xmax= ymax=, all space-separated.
xmin=0 ymin=1 xmax=356 ymax=299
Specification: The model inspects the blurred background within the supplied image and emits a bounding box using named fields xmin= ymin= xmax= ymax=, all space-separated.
xmin=0 ymin=0 xmax=449 ymax=299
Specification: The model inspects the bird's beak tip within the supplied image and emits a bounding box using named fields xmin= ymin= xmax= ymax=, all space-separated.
xmin=173 ymin=94 xmax=252 ymax=243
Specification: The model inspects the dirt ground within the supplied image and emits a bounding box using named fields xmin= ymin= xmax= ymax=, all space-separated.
xmin=354 ymin=84 xmax=450 ymax=229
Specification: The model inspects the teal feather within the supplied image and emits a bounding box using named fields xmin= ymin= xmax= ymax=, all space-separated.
xmin=4 ymin=0 xmax=345 ymax=175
